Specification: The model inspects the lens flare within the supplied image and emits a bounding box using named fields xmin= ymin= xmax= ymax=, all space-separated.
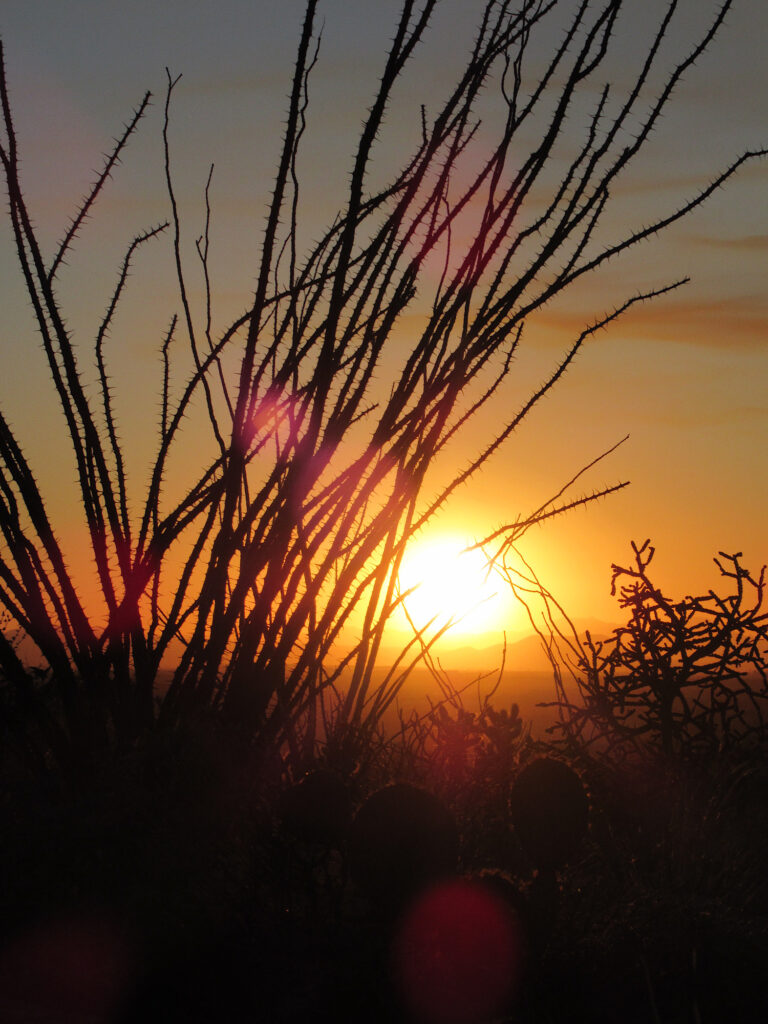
xmin=392 ymin=877 xmax=525 ymax=1024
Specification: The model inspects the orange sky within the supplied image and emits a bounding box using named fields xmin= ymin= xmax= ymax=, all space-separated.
xmin=0 ymin=0 xmax=766 ymax=664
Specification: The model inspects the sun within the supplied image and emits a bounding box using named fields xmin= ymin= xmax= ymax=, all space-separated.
xmin=394 ymin=533 xmax=517 ymax=642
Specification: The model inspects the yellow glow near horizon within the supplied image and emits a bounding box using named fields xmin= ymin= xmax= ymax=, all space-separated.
xmin=393 ymin=534 xmax=519 ymax=643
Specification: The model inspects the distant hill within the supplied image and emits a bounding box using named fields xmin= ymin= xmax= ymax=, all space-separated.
xmin=377 ymin=619 xmax=619 ymax=673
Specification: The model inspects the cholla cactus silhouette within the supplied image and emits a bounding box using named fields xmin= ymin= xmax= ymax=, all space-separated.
xmin=509 ymin=757 xmax=589 ymax=871
xmin=503 ymin=541 xmax=768 ymax=764
xmin=348 ymin=782 xmax=458 ymax=905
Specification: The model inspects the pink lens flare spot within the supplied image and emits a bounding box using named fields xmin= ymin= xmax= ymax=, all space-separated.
xmin=0 ymin=912 xmax=134 ymax=1022
xmin=393 ymin=877 xmax=525 ymax=1024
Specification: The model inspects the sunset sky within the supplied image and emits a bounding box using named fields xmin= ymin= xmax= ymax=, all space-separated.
xmin=1 ymin=0 xmax=766 ymax=659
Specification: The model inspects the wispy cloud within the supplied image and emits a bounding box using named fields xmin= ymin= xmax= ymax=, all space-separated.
xmin=687 ymin=234 xmax=768 ymax=251
xmin=536 ymin=294 xmax=768 ymax=351
xmin=610 ymin=161 xmax=767 ymax=199
xmin=654 ymin=403 xmax=768 ymax=429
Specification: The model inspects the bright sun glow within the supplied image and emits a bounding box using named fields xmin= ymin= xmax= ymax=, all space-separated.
xmin=394 ymin=534 xmax=518 ymax=642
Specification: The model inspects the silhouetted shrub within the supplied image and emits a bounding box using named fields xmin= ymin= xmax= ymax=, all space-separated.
xmin=506 ymin=541 xmax=768 ymax=767
xmin=279 ymin=768 xmax=351 ymax=847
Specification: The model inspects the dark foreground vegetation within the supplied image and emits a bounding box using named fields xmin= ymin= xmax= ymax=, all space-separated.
xmin=1 ymin=543 xmax=768 ymax=1023
xmin=1 ymin=0 xmax=767 ymax=1019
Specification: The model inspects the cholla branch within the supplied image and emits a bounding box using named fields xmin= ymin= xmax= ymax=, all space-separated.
xmin=506 ymin=540 xmax=768 ymax=764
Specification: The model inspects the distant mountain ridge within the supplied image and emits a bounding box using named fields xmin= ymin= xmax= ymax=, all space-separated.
xmin=378 ymin=619 xmax=620 ymax=673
